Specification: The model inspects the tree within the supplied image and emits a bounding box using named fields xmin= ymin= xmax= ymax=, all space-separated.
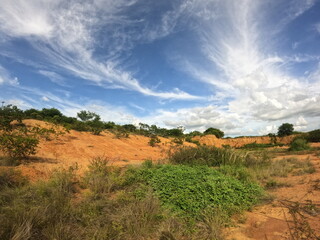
xmin=77 ymin=110 xmax=100 ymax=122
xmin=277 ymin=123 xmax=294 ymax=137
xmin=203 ymin=128 xmax=224 ymax=138
xmin=76 ymin=110 xmax=103 ymax=135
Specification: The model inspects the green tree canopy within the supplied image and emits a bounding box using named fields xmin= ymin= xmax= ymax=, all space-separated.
xmin=77 ymin=110 xmax=100 ymax=122
xmin=277 ymin=123 xmax=294 ymax=137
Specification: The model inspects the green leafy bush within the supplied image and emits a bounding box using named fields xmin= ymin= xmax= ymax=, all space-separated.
xmin=0 ymin=133 xmax=39 ymax=159
xmin=289 ymin=138 xmax=310 ymax=151
xmin=132 ymin=165 xmax=262 ymax=216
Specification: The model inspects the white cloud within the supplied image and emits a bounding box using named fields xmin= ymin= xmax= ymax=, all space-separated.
xmin=167 ymin=0 xmax=320 ymax=122
xmin=41 ymin=96 xmax=50 ymax=102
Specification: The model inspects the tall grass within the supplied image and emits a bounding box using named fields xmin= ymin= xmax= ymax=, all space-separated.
xmin=168 ymin=145 xmax=271 ymax=167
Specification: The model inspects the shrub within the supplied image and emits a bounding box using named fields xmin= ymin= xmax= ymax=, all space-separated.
xmin=203 ymin=128 xmax=224 ymax=138
xmin=278 ymin=123 xmax=294 ymax=137
xmin=84 ymin=157 xmax=118 ymax=196
xmin=134 ymin=165 xmax=262 ymax=216
xmin=0 ymin=133 xmax=39 ymax=160
xmin=307 ymin=129 xmax=320 ymax=142
xmin=289 ymin=138 xmax=310 ymax=151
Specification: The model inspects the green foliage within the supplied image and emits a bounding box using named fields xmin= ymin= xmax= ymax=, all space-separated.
xmin=187 ymin=131 xmax=202 ymax=137
xmin=134 ymin=165 xmax=262 ymax=216
xmin=69 ymin=121 xmax=90 ymax=131
xmin=166 ymin=128 xmax=184 ymax=137
xmin=77 ymin=110 xmax=100 ymax=122
xmin=88 ymin=119 xmax=105 ymax=135
xmin=40 ymin=108 xmax=63 ymax=119
xmin=278 ymin=123 xmax=294 ymax=137
xmin=122 ymin=124 xmax=137 ymax=132
xmin=0 ymin=132 xmax=39 ymax=159
xmin=76 ymin=110 xmax=104 ymax=135
xmin=0 ymin=104 xmax=24 ymax=131
xmin=0 ymin=105 xmax=43 ymax=163
xmin=289 ymin=138 xmax=310 ymax=151
xmin=307 ymin=129 xmax=320 ymax=142
xmin=203 ymin=128 xmax=224 ymax=138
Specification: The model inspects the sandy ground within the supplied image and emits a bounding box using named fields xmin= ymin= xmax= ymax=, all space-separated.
xmin=224 ymin=144 xmax=320 ymax=240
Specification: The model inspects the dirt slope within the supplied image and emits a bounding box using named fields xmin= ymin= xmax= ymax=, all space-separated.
xmin=11 ymin=120 xmax=296 ymax=180
xmin=194 ymin=134 xmax=295 ymax=148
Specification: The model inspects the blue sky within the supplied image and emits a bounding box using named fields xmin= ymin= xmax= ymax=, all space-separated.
xmin=0 ymin=0 xmax=320 ymax=136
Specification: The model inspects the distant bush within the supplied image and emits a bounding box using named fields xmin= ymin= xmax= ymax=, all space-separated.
xmin=204 ymin=128 xmax=224 ymax=138
xmin=289 ymin=138 xmax=310 ymax=151
xmin=307 ymin=129 xmax=320 ymax=142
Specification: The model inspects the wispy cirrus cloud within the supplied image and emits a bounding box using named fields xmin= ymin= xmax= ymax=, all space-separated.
xmin=0 ymin=0 xmax=201 ymax=100
xmin=0 ymin=65 xmax=19 ymax=85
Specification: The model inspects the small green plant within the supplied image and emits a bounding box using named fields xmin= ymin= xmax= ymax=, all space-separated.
xmin=289 ymin=138 xmax=310 ymax=151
